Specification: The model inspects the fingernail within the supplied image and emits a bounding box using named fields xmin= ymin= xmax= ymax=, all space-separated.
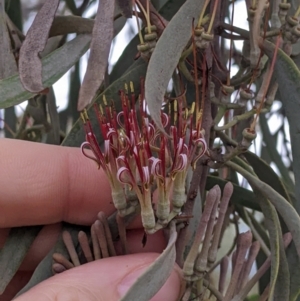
xmin=117 ymin=265 xmax=147 ymax=297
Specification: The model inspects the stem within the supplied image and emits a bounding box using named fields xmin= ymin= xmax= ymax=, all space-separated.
xmin=156 ymin=180 xmax=170 ymax=225
xmin=197 ymin=0 xmax=211 ymax=28
xmin=133 ymin=2 xmax=144 ymax=44
xmin=136 ymin=0 xmax=151 ymax=31
xmin=140 ymin=188 xmax=156 ymax=233
xmin=207 ymin=0 xmax=219 ymax=34
xmin=172 ymin=172 xmax=187 ymax=213
xmin=116 ymin=214 xmax=128 ymax=254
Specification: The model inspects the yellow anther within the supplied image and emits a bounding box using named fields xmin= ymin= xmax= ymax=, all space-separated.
xmin=190 ymin=102 xmax=195 ymax=114
xmin=80 ymin=111 xmax=86 ymax=123
xmin=130 ymin=81 xmax=134 ymax=93
xmin=174 ymin=99 xmax=178 ymax=111
xmin=100 ymin=104 xmax=104 ymax=115
xmin=81 ymin=109 xmax=89 ymax=122
xmin=103 ymin=95 xmax=107 ymax=106
xmin=185 ymin=108 xmax=189 ymax=119
xmin=124 ymin=83 xmax=128 ymax=94
xmin=174 ymin=100 xmax=178 ymax=123
xmin=197 ymin=109 xmax=203 ymax=124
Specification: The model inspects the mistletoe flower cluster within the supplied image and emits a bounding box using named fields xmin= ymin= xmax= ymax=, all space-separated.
xmin=81 ymin=83 xmax=207 ymax=234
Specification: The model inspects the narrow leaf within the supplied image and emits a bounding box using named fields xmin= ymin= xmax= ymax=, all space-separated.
xmin=77 ymin=0 xmax=115 ymax=111
xmin=287 ymin=243 xmax=300 ymax=300
xmin=226 ymin=161 xmax=300 ymax=259
xmin=255 ymin=193 xmax=281 ymax=301
xmin=259 ymin=114 xmax=295 ymax=192
xmin=0 ymin=0 xmax=18 ymax=138
xmin=243 ymin=151 xmax=292 ymax=204
xmin=0 ymin=0 xmax=17 ymax=78
xmin=0 ymin=34 xmax=91 ymax=109
xmin=50 ymin=14 xmax=126 ymax=38
xmin=49 ymin=16 xmax=94 ymax=37
xmin=260 ymin=39 xmax=300 ymax=214
xmin=0 ymin=226 xmax=42 ymax=294
xmin=274 ymin=238 xmax=290 ymax=301
xmin=15 ymin=223 xmax=80 ymax=297
xmin=145 ymin=0 xmax=205 ymax=133
xmin=19 ymin=0 xmax=60 ymax=92
xmin=120 ymin=221 xmax=177 ymax=301
xmin=46 ymin=87 xmax=60 ymax=145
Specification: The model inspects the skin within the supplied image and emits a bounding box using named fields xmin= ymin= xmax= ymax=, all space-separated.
xmin=0 ymin=139 xmax=182 ymax=301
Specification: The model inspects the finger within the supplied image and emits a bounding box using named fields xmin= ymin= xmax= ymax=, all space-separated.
xmin=14 ymin=253 xmax=182 ymax=301
xmin=0 ymin=139 xmax=114 ymax=227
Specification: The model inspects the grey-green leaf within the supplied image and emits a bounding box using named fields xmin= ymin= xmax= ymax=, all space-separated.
xmin=0 ymin=34 xmax=91 ymax=109
xmin=0 ymin=0 xmax=17 ymax=78
xmin=260 ymin=39 xmax=300 ymax=214
xmin=145 ymin=0 xmax=205 ymax=133
xmin=120 ymin=221 xmax=178 ymax=301
xmin=77 ymin=0 xmax=115 ymax=111
xmin=226 ymin=161 xmax=300 ymax=258
xmin=50 ymin=13 xmax=125 ymax=39
xmin=19 ymin=0 xmax=60 ymax=92
xmin=243 ymin=151 xmax=292 ymax=204
xmin=0 ymin=226 xmax=42 ymax=294
xmin=15 ymin=223 xmax=80 ymax=297
xmin=49 ymin=16 xmax=94 ymax=37
xmin=255 ymin=193 xmax=281 ymax=301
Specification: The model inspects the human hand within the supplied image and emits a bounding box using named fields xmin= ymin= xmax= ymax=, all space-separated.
xmin=0 ymin=139 xmax=181 ymax=301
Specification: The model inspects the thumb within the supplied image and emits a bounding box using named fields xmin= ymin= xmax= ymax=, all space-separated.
xmin=15 ymin=253 xmax=182 ymax=301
